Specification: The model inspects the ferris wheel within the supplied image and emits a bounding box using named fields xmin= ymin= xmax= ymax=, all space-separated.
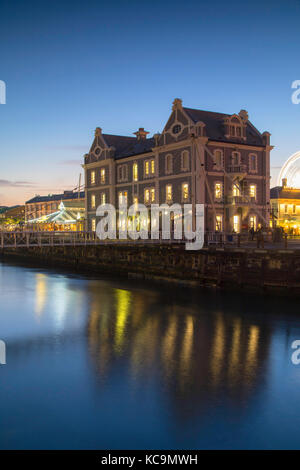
xmin=277 ymin=151 xmax=300 ymax=187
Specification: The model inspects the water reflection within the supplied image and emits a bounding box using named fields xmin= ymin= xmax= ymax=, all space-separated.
xmin=87 ymin=285 xmax=273 ymax=408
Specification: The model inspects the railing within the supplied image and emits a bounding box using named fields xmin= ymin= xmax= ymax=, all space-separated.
xmin=0 ymin=230 xmax=295 ymax=250
xmin=227 ymin=164 xmax=247 ymax=173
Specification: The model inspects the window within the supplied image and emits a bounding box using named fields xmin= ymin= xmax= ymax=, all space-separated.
xmin=233 ymin=215 xmax=240 ymax=233
xmin=166 ymin=184 xmax=172 ymax=202
xmin=101 ymin=168 xmax=106 ymax=184
xmin=133 ymin=196 xmax=138 ymax=207
xmin=182 ymin=183 xmax=189 ymax=201
xmin=91 ymin=218 xmax=96 ymax=232
xmin=172 ymin=124 xmax=181 ymax=134
xmin=91 ymin=171 xmax=95 ymax=185
xmin=249 ymin=153 xmax=257 ymax=172
xmin=165 ymin=154 xmax=173 ymax=174
xmin=118 ymin=164 xmax=128 ymax=182
xmin=118 ymin=191 xmax=128 ymax=205
xmin=214 ymin=150 xmax=223 ymax=169
xmin=215 ymin=182 xmax=222 ymax=200
xmin=249 ymin=184 xmax=256 ymax=200
xmin=181 ymin=151 xmax=189 ymax=171
xmin=133 ymin=163 xmax=138 ymax=181
xmin=230 ymin=125 xmax=242 ymax=137
xmin=151 ymin=159 xmax=155 ymax=175
xmin=101 ymin=193 xmax=106 ymax=205
xmin=144 ymin=188 xmax=155 ymax=204
xmin=144 ymin=160 xmax=150 ymax=177
xmin=249 ymin=215 xmax=257 ymax=230
xmin=91 ymin=194 xmax=96 ymax=209
xmin=215 ymin=215 xmax=223 ymax=232
xmin=231 ymin=151 xmax=240 ymax=166
xmin=232 ymin=184 xmax=240 ymax=197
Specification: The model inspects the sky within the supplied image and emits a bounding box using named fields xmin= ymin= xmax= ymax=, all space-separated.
xmin=0 ymin=0 xmax=300 ymax=206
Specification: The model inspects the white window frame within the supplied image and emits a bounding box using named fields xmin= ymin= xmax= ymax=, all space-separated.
xmin=214 ymin=182 xmax=223 ymax=201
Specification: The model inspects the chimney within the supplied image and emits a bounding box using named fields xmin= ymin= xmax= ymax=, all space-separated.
xmin=282 ymin=178 xmax=287 ymax=188
xmin=134 ymin=128 xmax=149 ymax=140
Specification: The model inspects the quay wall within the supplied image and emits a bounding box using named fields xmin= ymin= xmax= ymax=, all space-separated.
xmin=1 ymin=244 xmax=300 ymax=295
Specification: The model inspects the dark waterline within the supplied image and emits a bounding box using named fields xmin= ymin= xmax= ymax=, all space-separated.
xmin=0 ymin=261 xmax=300 ymax=449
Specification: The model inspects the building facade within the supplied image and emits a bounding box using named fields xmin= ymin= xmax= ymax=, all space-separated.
xmin=25 ymin=191 xmax=85 ymax=222
xmin=271 ymin=178 xmax=300 ymax=234
xmin=83 ymin=99 xmax=272 ymax=234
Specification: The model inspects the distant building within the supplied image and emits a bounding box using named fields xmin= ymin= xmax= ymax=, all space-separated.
xmin=0 ymin=205 xmax=25 ymax=221
xmin=26 ymin=200 xmax=85 ymax=231
xmin=25 ymin=191 xmax=85 ymax=223
xmin=83 ymin=98 xmax=272 ymax=234
xmin=270 ymin=178 xmax=300 ymax=234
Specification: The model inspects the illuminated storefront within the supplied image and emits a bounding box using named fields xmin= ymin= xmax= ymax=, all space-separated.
xmin=270 ymin=180 xmax=300 ymax=234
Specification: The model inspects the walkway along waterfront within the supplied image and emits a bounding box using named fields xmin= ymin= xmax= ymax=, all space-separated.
xmin=2 ymin=231 xmax=300 ymax=295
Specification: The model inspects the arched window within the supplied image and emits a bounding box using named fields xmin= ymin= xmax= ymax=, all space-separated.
xmin=249 ymin=153 xmax=257 ymax=173
xmin=181 ymin=151 xmax=189 ymax=171
xmin=231 ymin=151 xmax=240 ymax=166
xmin=165 ymin=154 xmax=173 ymax=174
xmin=214 ymin=149 xmax=223 ymax=169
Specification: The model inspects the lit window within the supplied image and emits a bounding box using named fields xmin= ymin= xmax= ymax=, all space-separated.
xmin=145 ymin=161 xmax=150 ymax=176
xmin=101 ymin=168 xmax=106 ymax=184
xmin=166 ymin=184 xmax=172 ymax=202
xmin=101 ymin=193 xmax=106 ymax=205
xmin=166 ymin=154 xmax=173 ymax=174
xmin=118 ymin=191 xmax=127 ymax=205
xmin=232 ymin=184 xmax=240 ymax=197
xmin=151 ymin=159 xmax=155 ymax=174
xmin=233 ymin=215 xmax=240 ymax=233
xmin=181 ymin=151 xmax=189 ymax=171
xmin=182 ymin=183 xmax=189 ymax=201
xmin=133 ymin=163 xmax=138 ymax=181
xmin=144 ymin=189 xmax=150 ymax=204
xmin=91 ymin=194 xmax=96 ymax=208
xmin=150 ymin=188 xmax=155 ymax=202
xmin=216 ymin=215 xmax=223 ymax=232
xmin=249 ymin=184 xmax=256 ymax=199
xmin=133 ymin=196 xmax=138 ymax=207
xmin=249 ymin=215 xmax=256 ymax=230
xmin=91 ymin=218 xmax=96 ymax=232
xmin=215 ymin=182 xmax=222 ymax=199
xmin=91 ymin=171 xmax=95 ymax=184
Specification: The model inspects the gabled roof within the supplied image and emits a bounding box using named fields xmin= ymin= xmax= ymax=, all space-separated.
xmin=270 ymin=186 xmax=300 ymax=200
xmin=183 ymin=107 xmax=264 ymax=146
xmin=116 ymin=137 xmax=155 ymax=159
xmin=102 ymin=134 xmax=136 ymax=154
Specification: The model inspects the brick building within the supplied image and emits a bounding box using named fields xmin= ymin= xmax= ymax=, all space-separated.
xmin=83 ymin=99 xmax=272 ymax=234
xmin=25 ymin=191 xmax=85 ymax=222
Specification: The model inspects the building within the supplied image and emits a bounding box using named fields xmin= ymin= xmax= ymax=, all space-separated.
xmin=25 ymin=191 xmax=85 ymax=223
xmin=0 ymin=205 xmax=25 ymax=226
xmin=270 ymin=178 xmax=300 ymax=234
xmin=83 ymin=99 xmax=272 ymax=234
xmin=26 ymin=200 xmax=85 ymax=231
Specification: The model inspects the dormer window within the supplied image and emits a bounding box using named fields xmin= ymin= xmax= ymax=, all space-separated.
xmin=230 ymin=125 xmax=242 ymax=137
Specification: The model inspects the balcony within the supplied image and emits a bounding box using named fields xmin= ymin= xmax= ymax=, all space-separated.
xmin=226 ymin=164 xmax=247 ymax=174
xmin=225 ymin=195 xmax=256 ymax=205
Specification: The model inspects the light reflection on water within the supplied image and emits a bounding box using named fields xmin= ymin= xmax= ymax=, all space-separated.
xmin=0 ymin=261 xmax=300 ymax=449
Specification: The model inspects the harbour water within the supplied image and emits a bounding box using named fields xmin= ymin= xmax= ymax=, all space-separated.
xmin=0 ymin=261 xmax=300 ymax=449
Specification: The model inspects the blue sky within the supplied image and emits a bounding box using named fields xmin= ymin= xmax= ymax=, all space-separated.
xmin=0 ymin=0 xmax=300 ymax=205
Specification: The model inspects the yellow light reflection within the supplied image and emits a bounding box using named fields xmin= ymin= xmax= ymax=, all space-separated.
xmin=35 ymin=273 xmax=47 ymax=317
xmin=114 ymin=289 xmax=131 ymax=353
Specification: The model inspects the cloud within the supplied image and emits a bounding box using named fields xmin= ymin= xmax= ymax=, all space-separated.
xmin=0 ymin=180 xmax=36 ymax=188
